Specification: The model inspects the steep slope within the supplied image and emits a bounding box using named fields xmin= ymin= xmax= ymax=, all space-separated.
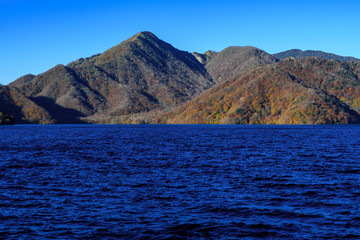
xmin=205 ymin=46 xmax=279 ymax=83
xmin=274 ymin=49 xmax=359 ymax=62
xmin=10 ymin=31 xmax=214 ymax=123
xmin=159 ymin=58 xmax=360 ymax=124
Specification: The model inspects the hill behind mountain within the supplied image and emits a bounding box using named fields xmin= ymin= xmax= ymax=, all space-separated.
xmin=206 ymin=46 xmax=279 ymax=83
xmin=274 ymin=49 xmax=359 ymax=62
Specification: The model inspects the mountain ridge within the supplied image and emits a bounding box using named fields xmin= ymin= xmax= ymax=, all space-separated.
xmin=4 ymin=31 xmax=215 ymax=123
xmin=274 ymin=49 xmax=359 ymax=62
xmin=2 ymin=31 xmax=360 ymax=124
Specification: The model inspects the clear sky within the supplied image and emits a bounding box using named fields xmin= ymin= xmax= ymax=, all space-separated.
xmin=1 ymin=0 xmax=359 ymax=85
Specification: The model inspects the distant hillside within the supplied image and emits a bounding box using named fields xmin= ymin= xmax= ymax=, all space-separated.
xmin=158 ymin=57 xmax=360 ymax=124
xmin=274 ymin=49 xmax=359 ymax=62
xmin=206 ymin=46 xmax=279 ymax=83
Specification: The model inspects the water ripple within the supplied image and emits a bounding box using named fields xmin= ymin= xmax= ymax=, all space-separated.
xmin=1 ymin=125 xmax=360 ymax=239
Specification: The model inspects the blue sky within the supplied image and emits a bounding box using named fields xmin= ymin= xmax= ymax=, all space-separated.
xmin=1 ymin=0 xmax=359 ymax=84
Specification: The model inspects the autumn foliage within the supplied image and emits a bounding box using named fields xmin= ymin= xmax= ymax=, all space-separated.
xmin=158 ymin=58 xmax=360 ymax=124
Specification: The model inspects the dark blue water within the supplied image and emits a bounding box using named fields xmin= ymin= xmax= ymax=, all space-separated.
xmin=1 ymin=125 xmax=360 ymax=239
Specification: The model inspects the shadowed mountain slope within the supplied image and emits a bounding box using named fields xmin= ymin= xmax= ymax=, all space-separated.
xmin=0 ymin=86 xmax=54 ymax=124
xmin=0 ymin=110 xmax=15 ymax=125
xmin=274 ymin=49 xmax=359 ymax=62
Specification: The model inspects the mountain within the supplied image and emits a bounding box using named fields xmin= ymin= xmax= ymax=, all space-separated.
xmin=7 ymin=31 xmax=215 ymax=123
xmin=205 ymin=46 xmax=279 ymax=83
xmin=3 ymin=31 xmax=360 ymax=125
xmin=274 ymin=49 xmax=359 ymax=62
xmin=158 ymin=57 xmax=360 ymax=124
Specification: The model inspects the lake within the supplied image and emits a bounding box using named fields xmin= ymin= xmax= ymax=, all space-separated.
xmin=1 ymin=125 xmax=360 ymax=239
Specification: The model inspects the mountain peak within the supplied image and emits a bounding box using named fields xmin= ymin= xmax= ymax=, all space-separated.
xmin=134 ymin=31 xmax=158 ymax=39
xmin=205 ymin=46 xmax=279 ymax=83
xmin=96 ymin=31 xmax=163 ymax=63
xmin=125 ymin=31 xmax=159 ymax=45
